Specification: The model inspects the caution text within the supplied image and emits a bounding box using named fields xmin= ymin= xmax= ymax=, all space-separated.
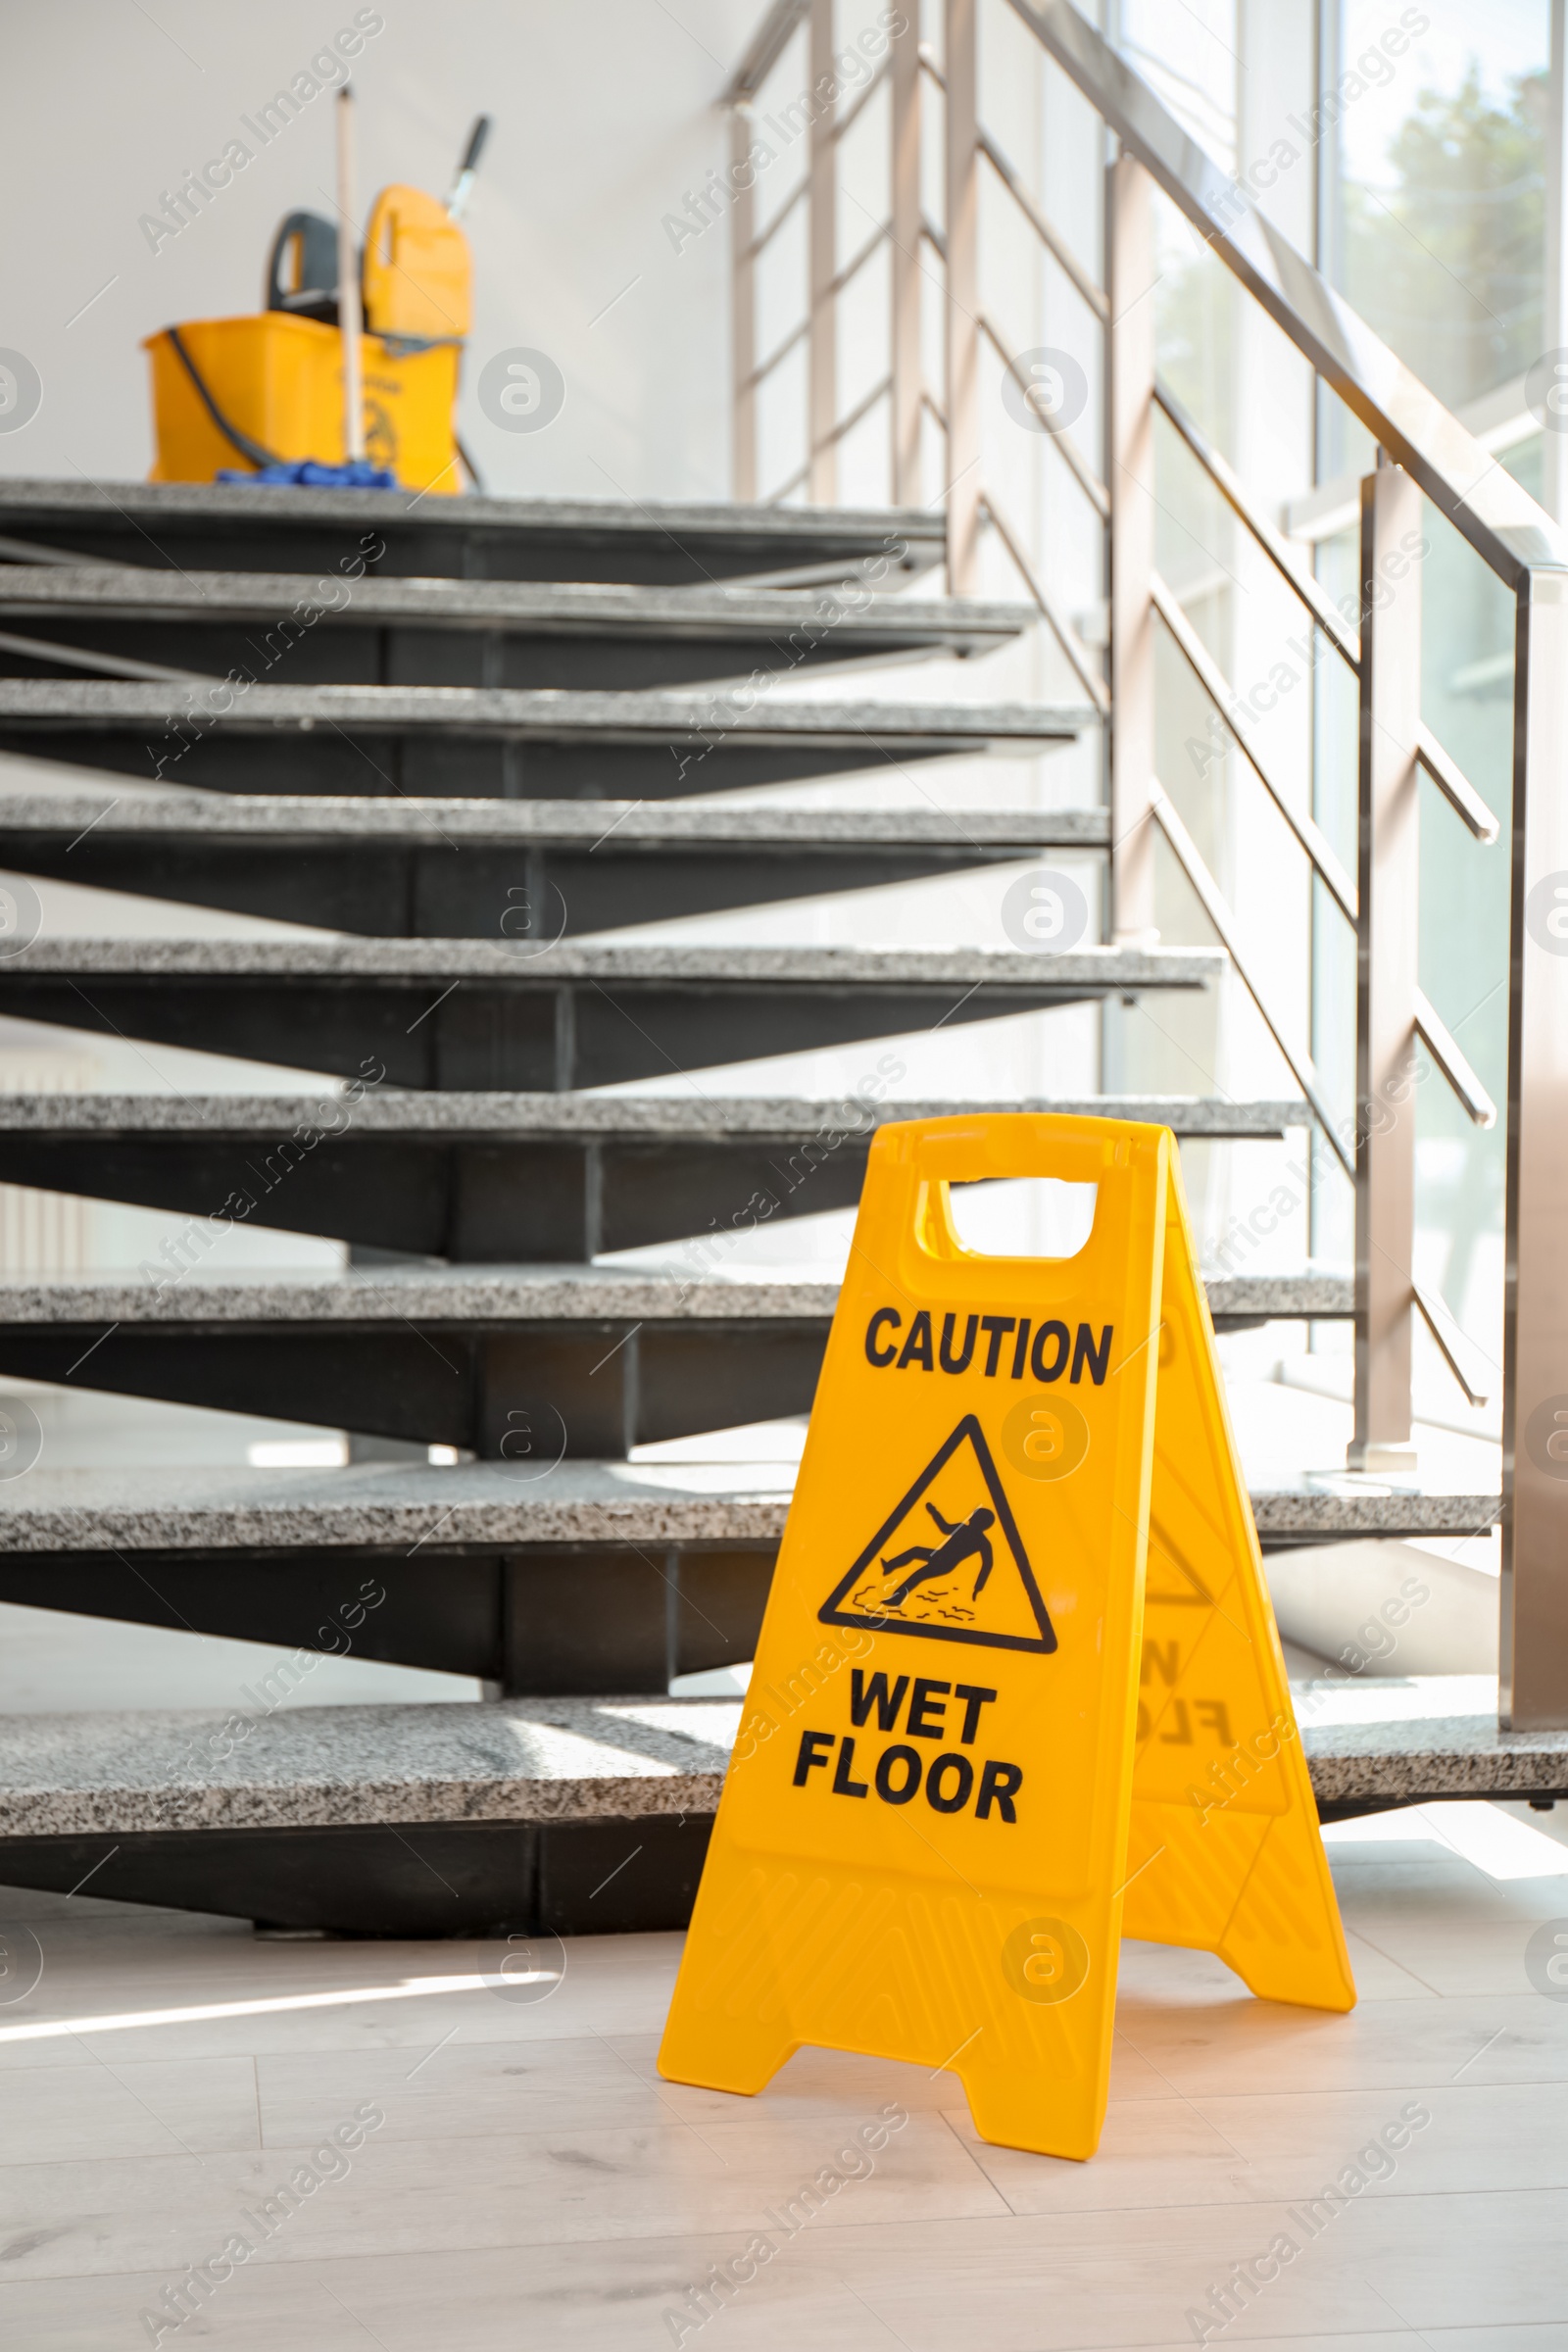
xmin=864 ymin=1308 xmax=1113 ymax=1384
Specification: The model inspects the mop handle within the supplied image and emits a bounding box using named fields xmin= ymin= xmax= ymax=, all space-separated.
xmin=446 ymin=115 xmax=491 ymax=220
xmin=336 ymin=86 xmax=365 ymax=464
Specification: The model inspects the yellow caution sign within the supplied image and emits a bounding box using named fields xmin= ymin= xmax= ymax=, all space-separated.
xmin=659 ymin=1114 xmax=1353 ymax=2161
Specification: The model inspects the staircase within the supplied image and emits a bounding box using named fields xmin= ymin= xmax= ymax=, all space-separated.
xmin=5 ymin=0 xmax=1567 ymax=1932
xmin=0 ymin=476 xmax=1526 ymax=1937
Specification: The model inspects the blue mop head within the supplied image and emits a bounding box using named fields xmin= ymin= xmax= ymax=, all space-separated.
xmin=217 ymin=459 xmax=400 ymax=489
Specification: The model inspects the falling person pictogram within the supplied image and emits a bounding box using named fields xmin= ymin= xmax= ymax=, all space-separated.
xmin=820 ymin=1414 xmax=1057 ymax=1652
xmin=879 ymin=1502 xmax=996 ymax=1605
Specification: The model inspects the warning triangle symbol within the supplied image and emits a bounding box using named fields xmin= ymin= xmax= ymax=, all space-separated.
xmin=819 ymin=1413 xmax=1057 ymax=1655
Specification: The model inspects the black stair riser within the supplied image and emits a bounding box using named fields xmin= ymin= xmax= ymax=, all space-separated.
xmin=0 ymin=511 xmax=935 ymax=588
xmin=0 ymin=1320 xmax=829 ymax=1454
xmin=0 ymin=834 xmax=1063 ymax=938
xmin=0 ymin=616 xmax=985 ymax=693
xmin=0 ymin=1288 xmax=1298 ymax=1452
xmin=0 ymin=975 xmax=1142 ymax=1091
xmin=0 ymin=1543 xmax=773 ymax=1694
xmin=0 ymin=1777 xmax=1508 ymax=1941
xmin=0 ymin=724 xmax=960 ymax=797
xmin=0 ymin=1507 xmax=1484 ymax=1695
xmin=0 ymin=1133 xmax=872 ymax=1258
xmin=0 ymin=1816 xmax=712 ymax=1937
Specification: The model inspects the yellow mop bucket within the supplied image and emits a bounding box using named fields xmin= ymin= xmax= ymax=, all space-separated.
xmin=144 ymin=314 xmax=462 ymax=494
xmin=143 ymin=106 xmax=488 ymax=496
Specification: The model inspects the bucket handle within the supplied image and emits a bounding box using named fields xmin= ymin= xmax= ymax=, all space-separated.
xmin=162 ymin=326 xmax=281 ymax=472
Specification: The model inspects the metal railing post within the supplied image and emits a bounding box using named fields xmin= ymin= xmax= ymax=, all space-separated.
xmin=1502 ymin=564 xmax=1568 ymax=1727
xmin=731 ymin=108 xmax=759 ymax=503
xmin=944 ymin=0 xmax=982 ymax=590
xmin=1348 ymin=460 xmax=1421 ymax=1472
xmin=808 ymin=0 xmax=838 ymax=502
xmin=890 ymin=6 xmax=922 ymax=505
xmin=1105 ymin=151 xmax=1156 ymax=941
xmin=1546 ymin=0 xmax=1568 ymax=525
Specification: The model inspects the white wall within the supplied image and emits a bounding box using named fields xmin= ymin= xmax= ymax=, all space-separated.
xmin=0 ymin=0 xmax=765 ymax=499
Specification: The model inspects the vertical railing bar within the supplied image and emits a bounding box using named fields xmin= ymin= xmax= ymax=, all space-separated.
xmin=1502 ymin=563 xmax=1568 ymax=1728
xmin=1349 ymin=459 xmax=1421 ymax=1473
xmin=808 ymin=0 xmax=838 ymax=503
xmin=730 ymin=107 xmax=759 ymax=504
xmin=1544 ymin=0 xmax=1568 ymax=526
xmin=944 ymin=0 xmax=982 ymax=592
xmin=1105 ymin=150 xmax=1156 ymax=941
xmin=891 ymin=6 xmax=922 ymax=505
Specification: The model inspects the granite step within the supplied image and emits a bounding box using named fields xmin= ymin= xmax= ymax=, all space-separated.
xmin=0 ymin=1262 xmax=1351 ymax=1457
xmin=0 ymin=481 xmax=946 ymax=588
xmin=0 ymin=570 xmax=1031 ymax=692
xmin=0 ymin=1089 xmax=1307 ymax=1259
xmin=0 ymin=1462 xmax=1500 ymax=1701
xmin=0 ymin=680 xmax=1092 ymax=798
xmin=0 ymin=938 xmax=1222 ymax=1092
xmin=0 ymin=790 xmax=1109 ymax=938
xmin=0 ymin=1680 xmax=1549 ymax=1936
xmin=0 ymin=1262 xmax=840 ymax=1459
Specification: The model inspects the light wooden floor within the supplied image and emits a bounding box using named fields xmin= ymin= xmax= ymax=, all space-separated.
xmin=3 ymin=1804 xmax=1568 ymax=2349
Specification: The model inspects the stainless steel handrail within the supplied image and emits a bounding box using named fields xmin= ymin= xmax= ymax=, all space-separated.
xmin=982 ymin=489 xmax=1111 ymax=714
xmin=1416 ymin=729 xmax=1500 ymax=846
xmin=742 ymin=318 xmax=808 ymax=393
xmin=724 ymin=0 xmax=810 ymax=103
xmin=1414 ymin=1281 xmax=1493 ymax=1409
xmin=1152 ymin=378 xmax=1360 ymax=664
xmin=1413 ymin=996 xmax=1497 ymax=1129
xmin=723 ymin=0 xmax=1568 ymax=1723
xmin=976 ymin=126 xmax=1107 ymax=320
xmin=829 ymin=223 xmax=888 ymax=301
xmin=979 ymin=317 xmax=1108 ymax=515
xmin=744 ymin=177 xmax=808 ymax=262
xmin=830 ymin=53 xmax=892 ymax=143
xmin=1149 ymin=573 xmax=1357 ymax=918
xmin=1151 ymin=779 xmax=1352 ymax=1173
xmin=1003 ymin=0 xmax=1568 ymax=587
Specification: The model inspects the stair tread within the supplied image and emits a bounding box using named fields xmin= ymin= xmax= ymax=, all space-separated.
xmin=3 ymin=937 xmax=1222 ymax=983
xmin=0 ymin=790 xmax=1109 ymax=846
xmin=0 ymin=1682 xmax=1551 ymax=1836
xmin=0 ymin=480 xmax=947 ymax=547
xmin=1204 ymin=1272 xmax=1353 ymax=1315
xmin=0 ymin=679 xmax=1092 ymax=739
xmin=0 ymin=1090 xmax=1308 ymax=1135
xmin=0 ymin=1264 xmax=1350 ymax=1320
xmin=0 ymin=1694 xmax=737 ymax=1833
xmin=0 ymin=1460 xmax=797 ymax=1547
xmin=0 ymin=1261 xmax=845 ymax=1319
xmin=0 ymin=568 xmax=1027 ymax=639
xmin=0 ymin=1460 xmax=1501 ymax=1550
